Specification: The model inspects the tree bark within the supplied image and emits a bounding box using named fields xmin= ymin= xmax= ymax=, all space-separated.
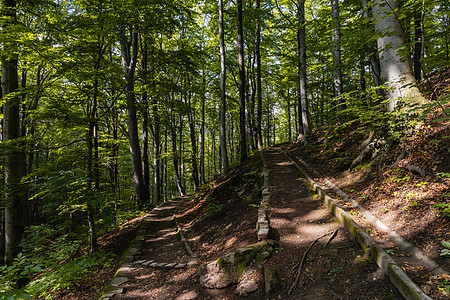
xmin=120 ymin=27 xmax=149 ymax=205
xmin=219 ymin=0 xmax=230 ymax=172
xmin=373 ymin=0 xmax=425 ymax=112
xmin=413 ymin=3 xmax=423 ymax=81
xmin=331 ymin=0 xmax=345 ymax=111
xmin=2 ymin=0 xmax=27 ymax=265
xmin=169 ymin=97 xmax=185 ymax=196
xmin=256 ymin=0 xmax=263 ymax=149
xmin=297 ymin=0 xmax=311 ymax=136
xmin=187 ymin=92 xmax=200 ymax=192
xmin=237 ymin=0 xmax=247 ymax=161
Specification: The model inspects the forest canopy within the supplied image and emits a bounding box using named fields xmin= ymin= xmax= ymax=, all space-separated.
xmin=0 ymin=0 xmax=449 ymax=296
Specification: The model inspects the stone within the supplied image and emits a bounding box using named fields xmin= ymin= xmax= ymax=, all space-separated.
xmin=174 ymin=263 xmax=187 ymax=269
xmin=199 ymin=241 xmax=274 ymax=289
xmin=199 ymin=261 xmax=234 ymax=289
xmin=156 ymin=263 xmax=167 ymax=268
xmin=111 ymin=276 xmax=128 ymax=286
xmin=149 ymin=262 xmax=159 ymax=267
xmin=236 ymin=276 xmax=259 ymax=297
xmin=128 ymin=248 xmax=140 ymax=255
xmin=264 ymin=267 xmax=281 ymax=295
xmin=134 ymin=260 xmax=146 ymax=264
xmin=164 ymin=263 xmax=177 ymax=269
xmin=142 ymin=260 xmax=154 ymax=266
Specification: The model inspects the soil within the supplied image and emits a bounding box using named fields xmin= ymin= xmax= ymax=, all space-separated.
xmin=108 ymin=147 xmax=403 ymax=299
xmin=51 ymin=68 xmax=450 ymax=299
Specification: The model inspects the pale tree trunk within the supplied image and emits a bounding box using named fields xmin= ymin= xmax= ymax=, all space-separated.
xmin=256 ymin=0 xmax=263 ymax=149
xmin=361 ymin=0 xmax=384 ymax=102
xmin=331 ymin=0 xmax=345 ymax=111
xmin=2 ymin=0 xmax=27 ymax=265
xmin=120 ymin=27 xmax=149 ymax=205
xmin=219 ymin=0 xmax=229 ymax=172
xmin=151 ymin=101 xmax=161 ymax=203
xmin=187 ymin=91 xmax=200 ymax=192
xmin=237 ymin=0 xmax=247 ymax=161
xmin=200 ymin=73 xmax=206 ymax=183
xmin=141 ymin=41 xmax=150 ymax=200
xmin=298 ymin=0 xmax=311 ymax=136
xmin=373 ymin=0 xmax=425 ymax=112
xmin=169 ymin=96 xmax=185 ymax=196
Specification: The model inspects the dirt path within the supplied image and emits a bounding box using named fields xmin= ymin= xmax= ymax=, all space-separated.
xmin=108 ymin=146 xmax=407 ymax=299
xmin=262 ymin=146 xmax=404 ymax=299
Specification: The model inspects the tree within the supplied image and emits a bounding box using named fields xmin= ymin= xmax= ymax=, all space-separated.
xmin=219 ymin=0 xmax=229 ymax=172
xmin=372 ymin=0 xmax=425 ymax=112
xmin=331 ymin=0 xmax=344 ymax=111
xmin=256 ymin=0 xmax=263 ymax=149
xmin=120 ymin=26 xmax=150 ymax=205
xmin=1 ymin=0 xmax=28 ymax=265
xmin=237 ymin=0 xmax=247 ymax=161
xmin=297 ymin=0 xmax=311 ymax=136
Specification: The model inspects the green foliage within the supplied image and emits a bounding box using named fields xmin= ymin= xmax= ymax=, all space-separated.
xmin=416 ymin=94 xmax=450 ymax=123
xmin=433 ymin=202 xmax=450 ymax=218
xmin=20 ymin=225 xmax=83 ymax=268
xmin=27 ymin=252 xmax=114 ymax=299
xmin=0 ymin=253 xmax=42 ymax=300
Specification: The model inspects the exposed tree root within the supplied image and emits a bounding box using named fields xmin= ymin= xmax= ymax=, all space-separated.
xmin=407 ymin=164 xmax=426 ymax=177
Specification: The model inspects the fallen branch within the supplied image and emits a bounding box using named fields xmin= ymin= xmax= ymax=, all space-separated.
xmin=288 ymin=231 xmax=330 ymax=294
xmin=324 ymin=229 xmax=339 ymax=248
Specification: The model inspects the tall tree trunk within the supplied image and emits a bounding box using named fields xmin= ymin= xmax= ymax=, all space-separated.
xmin=152 ymin=101 xmax=161 ymax=204
xmin=297 ymin=0 xmax=311 ymax=137
xmin=120 ymin=28 xmax=149 ymax=205
xmin=413 ymin=3 xmax=423 ymax=81
xmin=237 ymin=0 xmax=247 ymax=161
xmin=219 ymin=0 xmax=229 ymax=172
xmin=2 ymin=0 xmax=27 ymax=265
xmin=141 ymin=41 xmax=150 ymax=201
xmin=373 ymin=0 xmax=425 ymax=112
xmin=200 ymin=73 xmax=206 ymax=183
xmin=169 ymin=98 xmax=185 ymax=196
xmin=331 ymin=0 xmax=344 ymax=111
xmin=187 ymin=92 xmax=200 ymax=192
xmin=256 ymin=0 xmax=263 ymax=149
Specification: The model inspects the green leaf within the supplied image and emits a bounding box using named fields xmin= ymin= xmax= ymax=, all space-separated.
xmin=442 ymin=241 xmax=450 ymax=249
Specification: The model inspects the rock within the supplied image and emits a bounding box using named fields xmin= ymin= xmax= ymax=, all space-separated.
xmin=264 ymin=266 xmax=281 ymax=295
xmin=236 ymin=276 xmax=259 ymax=296
xmin=199 ymin=260 xmax=234 ymax=288
xmin=199 ymin=241 xmax=274 ymax=289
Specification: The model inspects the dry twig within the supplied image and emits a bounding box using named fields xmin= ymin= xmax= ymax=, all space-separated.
xmin=288 ymin=231 xmax=331 ymax=294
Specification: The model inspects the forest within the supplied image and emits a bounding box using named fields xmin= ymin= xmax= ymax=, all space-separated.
xmin=0 ymin=0 xmax=449 ymax=298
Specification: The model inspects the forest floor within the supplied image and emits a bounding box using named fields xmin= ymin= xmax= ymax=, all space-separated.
xmin=52 ymin=69 xmax=449 ymax=299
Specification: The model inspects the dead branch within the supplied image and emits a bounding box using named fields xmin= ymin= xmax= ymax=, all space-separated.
xmin=288 ymin=231 xmax=330 ymax=295
xmin=324 ymin=229 xmax=339 ymax=248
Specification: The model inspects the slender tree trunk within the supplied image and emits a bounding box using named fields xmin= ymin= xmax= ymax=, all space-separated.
xmin=219 ymin=0 xmax=229 ymax=172
xmin=331 ymin=0 xmax=344 ymax=111
xmin=187 ymin=92 xmax=200 ymax=192
xmin=120 ymin=28 xmax=149 ymax=205
xmin=413 ymin=3 xmax=423 ymax=81
xmin=298 ymin=0 xmax=311 ymax=137
xmin=373 ymin=0 xmax=425 ymax=111
xmin=256 ymin=0 xmax=263 ymax=149
xmin=237 ymin=0 xmax=247 ymax=161
xmin=2 ymin=0 xmax=27 ymax=265
xmin=200 ymin=74 xmax=206 ymax=183
xmin=141 ymin=41 xmax=150 ymax=201
xmin=152 ymin=102 xmax=161 ymax=203
xmin=169 ymin=99 xmax=185 ymax=196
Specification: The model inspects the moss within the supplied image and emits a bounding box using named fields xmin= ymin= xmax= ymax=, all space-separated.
xmin=217 ymin=256 xmax=225 ymax=268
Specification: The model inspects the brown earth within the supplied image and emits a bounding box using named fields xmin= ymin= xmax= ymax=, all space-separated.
xmin=53 ymin=68 xmax=450 ymax=299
